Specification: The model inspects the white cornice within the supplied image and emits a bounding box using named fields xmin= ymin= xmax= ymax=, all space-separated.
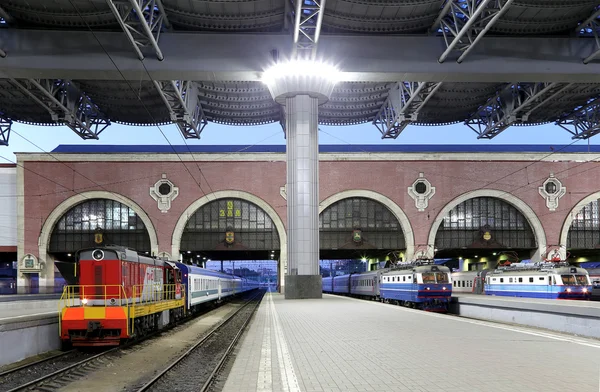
xmin=14 ymin=152 xmax=600 ymax=163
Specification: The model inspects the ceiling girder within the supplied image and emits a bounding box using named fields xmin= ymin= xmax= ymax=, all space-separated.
xmin=577 ymin=7 xmax=600 ymax=64
xmin=153 ymin=80 xmax=207 ymax=139
xmin=0 ymin=112 xmax=11 ymax=146
xmin=9 ymin=78 xmax=110 ymax=140
xmin=106 ymin=0 xmax=169 ymax=61
xmin=467 ymin=82 xmax=571 ymax=139
xmin=438 ymin=0 xmax=514 ymax=64
xmin=373 ymin=81 xmax=442 ymax=139
xmin=0 ymin=5 xmax=12 ymax=57
xmin=0 ymin=5 xmax=13 ymax=25
xmin=557 ymin=98 xmax=600 ymax=140
xmin=291 ymin=0 xmax=326 ymax=60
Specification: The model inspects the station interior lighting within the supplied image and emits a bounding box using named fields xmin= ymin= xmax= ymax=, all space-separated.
xmin=261 ymin=60 xmax=342 ymax=85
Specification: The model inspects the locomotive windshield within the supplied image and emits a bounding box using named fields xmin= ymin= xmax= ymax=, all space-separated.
xmin=435 ymin=272 xmax=449 ymax=283
xmin=422 ymin=272 xmax=449 ymax=284
xmin=561 ymin=275 xmax=590 ymax=285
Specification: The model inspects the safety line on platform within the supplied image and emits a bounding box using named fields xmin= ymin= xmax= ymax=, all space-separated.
xmin=257 ymin=298 xmax=273 ymax=391
xmin=268 ymin=293 xmax=301 ymax=392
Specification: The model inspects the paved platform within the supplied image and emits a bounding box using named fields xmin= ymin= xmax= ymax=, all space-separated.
xmin=0 ymin=293 xmax=60 ymax=302
xmin=223 ymin=293 xmax=600 ymax=392
xmin=0 ymin=299 xmax=58 ymax=323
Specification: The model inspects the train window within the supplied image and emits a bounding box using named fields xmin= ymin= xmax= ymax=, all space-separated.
xmin=518 ymin=277 xmax=523 ymax=283
xmin=492 ymin=278 xmax=496 ymax=282
xmin=403 ymin=276 xmax=406 ymax=282
xmin=529 ymin=277 xmax=534 ymax=283
xmin=509 ymin=278 xmax=513 ymax=283
xmin=500 ymin=278 xmax=504 ymax=283
xmin=539 ymin=277 xmax=545 ymax=281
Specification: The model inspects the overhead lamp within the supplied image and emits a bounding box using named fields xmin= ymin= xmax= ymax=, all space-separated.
xmin=261 ymin=60 xmax=341 ymax=85
xmin=67 ymin=253 xmax=72 ymax=257
xmin=187 ymin=251 xmax=191 ymax=254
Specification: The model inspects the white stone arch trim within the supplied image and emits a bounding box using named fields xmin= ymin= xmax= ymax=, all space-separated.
xmin=559 ymin=191 xmax=600 ymax=258
xmin=171 ymin=191 xmax=287 ymax=280
xmin=319 ymin=190 xmax=415 ymax=262
xmin=39 ymin=191 xmax=160 ymax=258
xmin=427 ymin=189 xmax=547 ymax=261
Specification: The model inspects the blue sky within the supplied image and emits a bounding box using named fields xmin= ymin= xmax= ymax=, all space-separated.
xmin=1 ymin=120 xmax=597 ymax=163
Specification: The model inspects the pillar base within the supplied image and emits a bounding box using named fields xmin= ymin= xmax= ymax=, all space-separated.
xmin=284 ymin=275 xmax=322 ymax=299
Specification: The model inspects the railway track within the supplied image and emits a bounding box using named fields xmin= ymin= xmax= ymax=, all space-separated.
xmin=0 ymin=348 xmax=117 ymax=392
xmin=0 ymin=291 xmax=262 ymax=392
xmin=134 ymin=290 xmax=265 ymax=392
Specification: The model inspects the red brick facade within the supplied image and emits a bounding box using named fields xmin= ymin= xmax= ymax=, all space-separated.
xmin=15 ymin=151 xmax=600 ymax=289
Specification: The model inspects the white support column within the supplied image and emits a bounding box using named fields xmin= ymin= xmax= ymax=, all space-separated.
xmin=286 ymin=95 xmax=320 ymax=277
xmin=262 ymin=61 xmax=339 ymax=299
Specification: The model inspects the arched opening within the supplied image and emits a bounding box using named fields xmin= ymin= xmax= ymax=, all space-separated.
xmin=49 ymin=198 xmax=151 ymax=255
xmin=47 ymin=198 xmax=152 ymax=288
xmin=564 ymin=198 xmax=600 ymax=262
xmin=433 ymin=196 xmax=537 ymax=271
xmin=319 ymin=196 xmax=406 ymax=276
xmin=179 ymin=197 xmax=281 ymax=290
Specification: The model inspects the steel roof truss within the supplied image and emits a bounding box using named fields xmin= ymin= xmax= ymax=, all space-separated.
xmin=154 ymin=80 xmax=207 ymax=139
xmin=107 ymin=0 xmax=168 ymax=61
xmin=292 ymin=0 xmax=327 ymax=60
xmin=0 ymin=112 xmax=11 ymax=146
xmin=373 ymin=81 xmax=442 ymax=139
xmin=438 ymin=0 xmax=514 ymax=64
xmin=577 ymin=8 xmax=600 ymax=64
xmin=558 ymin=99 xmax=600 ymax=140
xmin=10 ymin=78 xmax=110 ymax=140
xmin=468 ymin=82 xmax=569 ymax=139
xmin=0 ymin=5 xmax=13 ymax=25
xmin=0 ymin=5 xmax=12 ymax=58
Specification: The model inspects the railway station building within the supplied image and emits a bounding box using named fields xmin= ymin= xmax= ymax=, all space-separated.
xmin=14 ymin=144 xmax=600 ymax=294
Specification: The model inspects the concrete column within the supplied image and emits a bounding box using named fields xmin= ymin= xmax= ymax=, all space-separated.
xmin=263 ymin=62 xmax=338 ymax=299
xmin=284 ymin=95 xmax=322 ymax=297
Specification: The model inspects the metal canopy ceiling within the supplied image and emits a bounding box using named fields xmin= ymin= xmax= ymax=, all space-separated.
xmin=0 ymin=0 xmax=599 ymax=145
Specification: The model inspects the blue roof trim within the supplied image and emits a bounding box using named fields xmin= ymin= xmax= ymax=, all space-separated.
xmin=50 ymin=144 xmax=600 ymax=154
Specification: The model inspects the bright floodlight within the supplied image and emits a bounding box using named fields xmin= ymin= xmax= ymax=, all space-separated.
xmin=261 ymin=60 xmax=341 ymax=85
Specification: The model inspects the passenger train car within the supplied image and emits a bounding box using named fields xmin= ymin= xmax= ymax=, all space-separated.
xmin=59 ymin=246 xmax=258 ymax=347
xmin=451 ymin=263 xmax=592 ymax=300
xmin=323 ymin=261 xmax=453 ymax=312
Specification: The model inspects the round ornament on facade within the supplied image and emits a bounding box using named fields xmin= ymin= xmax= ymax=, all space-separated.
xmin=415 ymin=181 xmax=427 ymax=194
xmin=545 ymin=181 xmax=557 ymax=195
xmin=159 ymin=182 xmax=172 ymax=196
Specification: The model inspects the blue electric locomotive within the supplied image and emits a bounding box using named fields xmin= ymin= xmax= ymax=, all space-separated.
xmin=380 ymin=262 xmax=452 ymax=311
xmin=323 ymin=260 xmax=453 ymax=312
xmin=484 ymin=262 xmax=592 ymax=300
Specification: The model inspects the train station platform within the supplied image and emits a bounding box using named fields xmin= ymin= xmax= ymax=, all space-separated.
xmin=0 ymin=298 xmax=60 ymax=367
xmin=222 ymin=293 xmax=600 ymax=392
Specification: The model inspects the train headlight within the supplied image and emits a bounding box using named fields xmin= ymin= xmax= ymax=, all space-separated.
xmin=426 ymin=287 xmax=430 ymax=290
xmin=81 ymin=298 xmax=88 ymax=305
xmin=92 ymin=249 xmax=104 ymax=261
xmin=443 ymin=287 xmax=447 ymax=291
xmin=583 ymin=288 xmax=588 ymax=293
xmin=566 ymin=288 xmax=572 ymax=293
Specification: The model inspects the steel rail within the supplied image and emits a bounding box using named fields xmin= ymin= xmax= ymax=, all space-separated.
xmin=136 ymin=290 xmax=264 ymax=392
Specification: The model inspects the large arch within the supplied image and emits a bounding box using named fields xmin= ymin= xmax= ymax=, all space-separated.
xmin=319 ymin=190 xmax=415 ymax=261
xmin=560 ymin=191 xmax=600 ymax=258
xmin=427 ymin=189 xmax=546 ymax=261
xmin=172 ymin=190 xmax=287 ymax=288
xmin=39 ymin=191 xmax=159 ymax=257
xmin=34 ymin=191 xmax=158 ymax=292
